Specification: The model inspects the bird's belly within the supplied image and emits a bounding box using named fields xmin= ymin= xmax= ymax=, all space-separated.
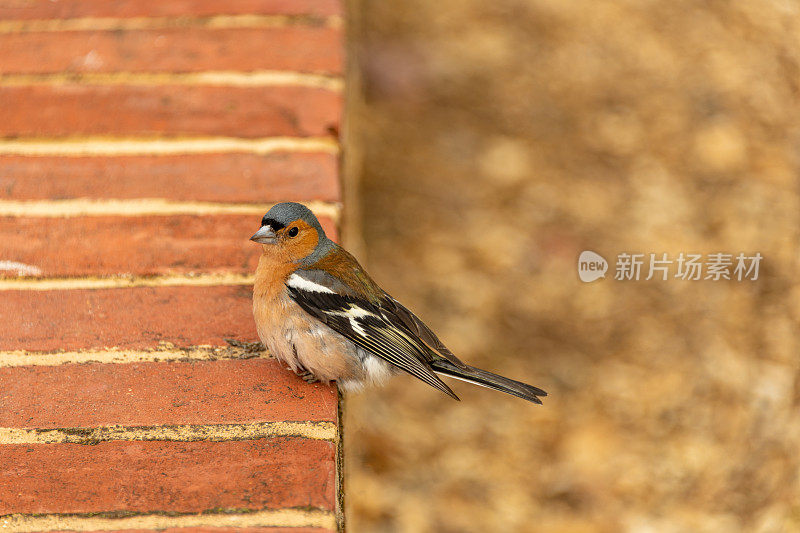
xmin=254 ymin=291 xmax=362 ymax=383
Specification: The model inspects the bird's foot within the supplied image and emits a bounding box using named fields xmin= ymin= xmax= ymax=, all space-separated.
xmin=300 ymin=370 xmax=319 ymax=383
xmin=293 ymin=365 xmax=319 ymax=383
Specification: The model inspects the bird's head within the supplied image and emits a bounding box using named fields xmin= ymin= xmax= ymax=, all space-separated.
xmin=250 ymin=202 xmax=333 ymax=264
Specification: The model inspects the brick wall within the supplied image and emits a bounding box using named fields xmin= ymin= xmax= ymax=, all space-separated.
xmin=0 ymin=1 xmax=343 ymax=531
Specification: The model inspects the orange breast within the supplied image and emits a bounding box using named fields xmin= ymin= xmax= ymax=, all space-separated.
xmin=252 ymin=248 xmax=360 ymax=383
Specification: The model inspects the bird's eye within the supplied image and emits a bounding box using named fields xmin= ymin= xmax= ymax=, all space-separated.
xmin=287 ymin=226 xmax=299 ymax=237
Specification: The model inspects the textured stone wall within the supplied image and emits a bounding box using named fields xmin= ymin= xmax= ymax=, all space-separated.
xmin=0 ymin=1 xmax=343 ymax=531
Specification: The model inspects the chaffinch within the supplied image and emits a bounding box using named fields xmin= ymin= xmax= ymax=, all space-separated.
xmin=250 ymin=202 xmax=546 ymax=404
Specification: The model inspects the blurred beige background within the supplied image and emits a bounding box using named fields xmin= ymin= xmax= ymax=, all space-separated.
xmin=343 ymin=1 xmax=799 ymax=532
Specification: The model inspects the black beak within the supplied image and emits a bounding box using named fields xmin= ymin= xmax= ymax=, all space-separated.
xmin=250 ymin=226 xmax=277 ymax=244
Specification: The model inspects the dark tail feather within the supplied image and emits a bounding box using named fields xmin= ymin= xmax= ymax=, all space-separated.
xmin=431 ymin=359 xmax=547 ymax=404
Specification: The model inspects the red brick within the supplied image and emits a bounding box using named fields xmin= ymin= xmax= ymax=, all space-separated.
xmin=0 ymin=215 xmax=338 ymax=278
xmin=0 ymin=153 xmax=340 ymax=203
xmin=0 ymin=0 xmax=342 ymax=19
xmin=84 ymin=529 xmax=329 ymax=533
xmin=0 ymin=438 xmax=335 ymax=514
xmin=0 ymin=285 xmax=259 ymax=351
xmin=0 ymin=27 xmax=342 ymax=75
xmin=0 ymin=359 xmax=337 ymax=428
xmin=0 ymin=85 xmax=340 ymax=138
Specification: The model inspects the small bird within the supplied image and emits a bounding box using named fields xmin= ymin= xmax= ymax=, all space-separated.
xmin=250 ymin=202 xmax=546 ymax=404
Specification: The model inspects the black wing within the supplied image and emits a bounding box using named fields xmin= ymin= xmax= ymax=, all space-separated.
xmin=285 ymin=270 xmax=459 ymax=400
xmin=380 ymin=294 xmax=468 ymax=370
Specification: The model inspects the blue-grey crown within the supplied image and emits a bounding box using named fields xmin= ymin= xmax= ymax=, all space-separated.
xmin=261 ymin=202 xmax=325 ymax=236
